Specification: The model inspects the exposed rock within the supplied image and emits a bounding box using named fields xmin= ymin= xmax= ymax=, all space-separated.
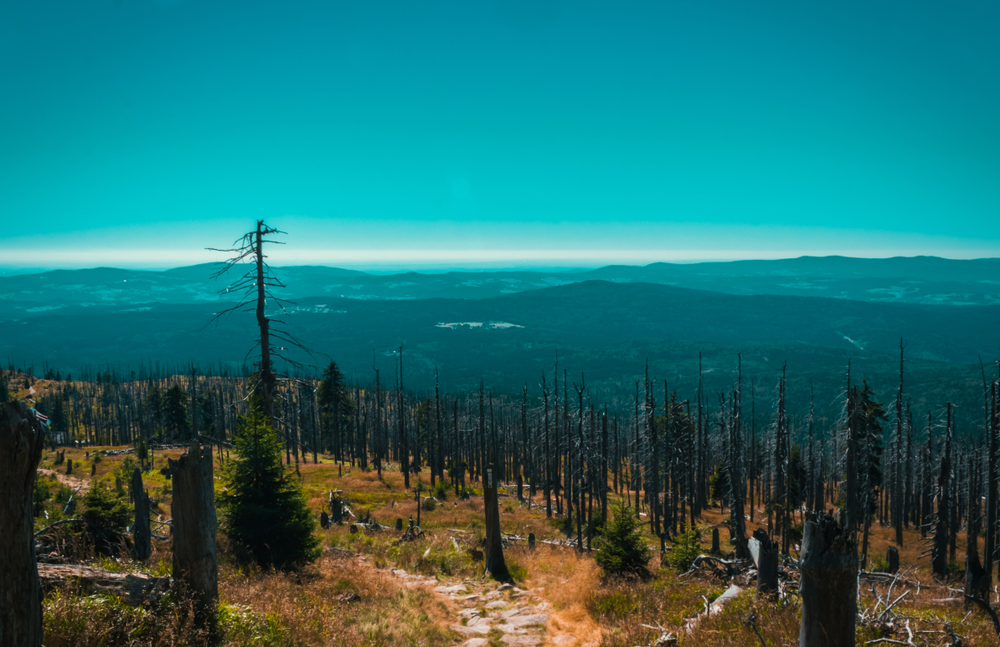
xmin=501 ymin=635 xmax=543 ymax=646
xmin=435 ymin=584 xmax=467 ymax=594
xmin=485 ymin=600 xmax=508 ymax=609
xmin=505 ymin=613 xmax=548 ymax=627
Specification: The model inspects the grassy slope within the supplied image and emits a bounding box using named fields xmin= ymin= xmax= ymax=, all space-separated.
xmin=35 ymin=446 xmax=999 ymax=647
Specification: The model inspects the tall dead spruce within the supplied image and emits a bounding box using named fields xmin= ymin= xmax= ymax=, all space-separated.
xmin=210 ymin=220 xmax=308 ymax=426
xmin=0 ymin=401 xmax=46 ymax=647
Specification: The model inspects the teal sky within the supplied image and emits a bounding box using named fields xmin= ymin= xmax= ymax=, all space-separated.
xmin=2 ymin=0 xmax=998 ymax=269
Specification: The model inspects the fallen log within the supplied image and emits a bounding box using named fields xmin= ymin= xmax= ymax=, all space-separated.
xmin=37 ymin=563 xmax=169 ymax=606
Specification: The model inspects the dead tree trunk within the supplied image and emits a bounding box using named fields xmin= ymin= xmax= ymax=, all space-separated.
xmin=799 ymin=511 xmax=857 ymax=647
xmin=932 ymin=406 xmax=953 ymax=577
xmin=753 ymin=528 xmax=779 ymax=598
xmin=483 ymin=463 xmax=511 ymax=582
xmin=965 ymin=455 xmax=988 ymax=608
xmin=131 ymin=467 xmax=152 ymax=562
xmin=0 ymin=401 xmax=46 ymax=647
xmin=169 ymin=442 xmax=218 ymax=633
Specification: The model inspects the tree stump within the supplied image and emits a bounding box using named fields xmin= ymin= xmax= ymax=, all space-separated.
xmin=0 ymin=401 xmax=46 ymax=647
xmin=91 ymin=462 xmax=97 ymax=477
xmin=320 ymin=512 xmax=330 ymax=529
xmin=799 ymin=512 xmax=857 ymax=647
xmin=330 ymin=496 xmax=343 ymax=524
xmin=711 ymin=528 xmax=720 ymax=554
xmin=131 ymin=467 xmax=152 ymax=562
xmin=169 ymin=442 xmax=218 ymax=635
xmin=66 ymin=458 xmax=73 ymax=475
xmin=528 ymin=532 xmax=536 ymax=549
xmin=483 ymin=465 xmax=511 ymax=582
xmin=885 ymin=546 xmax=899 ymax=573
xmin=753 ymin=528 xmax=779 ymax=599
xmin=395 ymin=518 xmax=403 ymax=531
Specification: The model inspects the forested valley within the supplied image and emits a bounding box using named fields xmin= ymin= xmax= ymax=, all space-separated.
xmin=3 ymin=230 xmax=1000 ymax=647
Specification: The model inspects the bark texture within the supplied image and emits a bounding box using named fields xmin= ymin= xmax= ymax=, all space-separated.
xmin=169 ymin=442 xmax=218 ymax=633
xmin=483 ymin=465 xmax=511 ymax=582
xmin=0 ymin=401 xmax=46 ymax=647
xmin=799 ymin=512 xmax=857 ymax=647
xmin=753 ymin=528 xmax=779 ymax=598
xmin=132 ymin=467 xmax=152 ymax=562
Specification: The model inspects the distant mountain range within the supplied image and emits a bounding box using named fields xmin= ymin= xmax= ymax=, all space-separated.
xmin=2 ymin=255 xmax=999 ymax=307
xmin=2 ymin=256 xmax=998 ymax=432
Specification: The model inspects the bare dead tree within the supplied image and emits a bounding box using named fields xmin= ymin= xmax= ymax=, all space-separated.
xmin=209 ymin=220 xmax=315 ymax=428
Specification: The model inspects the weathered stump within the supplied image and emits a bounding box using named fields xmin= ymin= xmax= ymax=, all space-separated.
xmin=483 ymin=465 xmax=511 ymax=582
xmin=131 ymin=467 xmax=152 ymax=562
xmin=169 ymin=442 xmax=218 ymax=634
xmin=528 ymin=532 xmax=536 ymax=549
xmin=885 ymin=546 xmax=899 ymax=573
xmin=0 ymin=401 xmax=46 ymax=647
xmin=753 ymin=528 xmax=779 ymax=599
xmin=330 ymin=496 xmax=343 ymax=524
xmin=91 ymin=462 xmax=97 ymax=477
xmin=320 ymin=512 xmax=330 ymax=529
xmin=711 ymin=528 xmax=720 ymax=554
xmin=799 ymin=512 xmax=857 ymax=647
xmin=395 ymin=518 xmax=403 ymax=531
xmin=66 ymin=458 xmax=73 ymax=475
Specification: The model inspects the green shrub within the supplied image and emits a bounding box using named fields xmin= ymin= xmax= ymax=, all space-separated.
xmin=668 ymin=526 xmax=702 ymax=572
xmin=869 ymin=554 xmax=890 ymax=573
xmin=422 ymin=497 xmax=437 ymax=512
xmin=594 ymin=500 xmax=651 ymax=579
xmin=433 ymin=480 xmax=449 ymax=500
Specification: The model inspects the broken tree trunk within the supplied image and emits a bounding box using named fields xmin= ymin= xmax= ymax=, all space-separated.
xmin=799 ymin=511 xmax=857 ymax=647
xmin=483 ymin=464 xmax=511 ymax=582
xmin=169 ymin=442 xmax=218 ymax=634
xmin=131 ymin=467 xmax=152 ymax=562
xmin=0 ymin=401 xmax=46 ymax=647
xmin=753 ymin=528 xmax=779 ymax=599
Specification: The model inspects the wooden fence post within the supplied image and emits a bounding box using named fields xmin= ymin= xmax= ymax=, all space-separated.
xmin=0 ymin=402 xmax=46 ymax=647
xmin=169 ymin=442 xmax=218 ymax=634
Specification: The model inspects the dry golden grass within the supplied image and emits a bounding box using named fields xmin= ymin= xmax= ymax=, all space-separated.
xmin=36 ymin=447 xmax=1000 ymax=647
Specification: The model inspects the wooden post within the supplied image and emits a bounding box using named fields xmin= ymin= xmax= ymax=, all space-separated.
xmin=169 ymin=441 xmax=218 ymax=633
xmin=0 ymin=401 xmax=46 ymax=647
xmin=132 ymin=467 xmax=152 ymax=562
xmin=799 ymin=512 xmax=857 ymax=647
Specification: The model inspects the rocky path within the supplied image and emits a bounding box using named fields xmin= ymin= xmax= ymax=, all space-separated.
xmin=388 ymin=567 xmax=598 ymax=647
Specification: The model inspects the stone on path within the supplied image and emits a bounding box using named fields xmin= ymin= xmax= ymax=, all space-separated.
xmin=501 ymin=635 xmax=543 ymax=646
xmin=506 ymin=613 xmax=549 ymax=628
xmin=435 ymin=584 xmax=467 ymax=594
xmin=451 ymin=616 xmax=492 ymax=636
xmin=458 ymin=639 xmax=490 ymax=647
xmin=495 ymin=623 xmax=527 ymax=634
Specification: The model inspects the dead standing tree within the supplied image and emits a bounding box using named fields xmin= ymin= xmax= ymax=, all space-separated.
xmin=0 ymin=401 xmax=46 ymax=647
xmin=209 ymin=220 xmax=312 ymax=428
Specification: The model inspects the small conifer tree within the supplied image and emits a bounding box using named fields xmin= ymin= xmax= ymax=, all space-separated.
xmin=220 ymin=395 xmax=320 ymax=569
xmin=594 ymin=500 xmax=651 ymax=579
